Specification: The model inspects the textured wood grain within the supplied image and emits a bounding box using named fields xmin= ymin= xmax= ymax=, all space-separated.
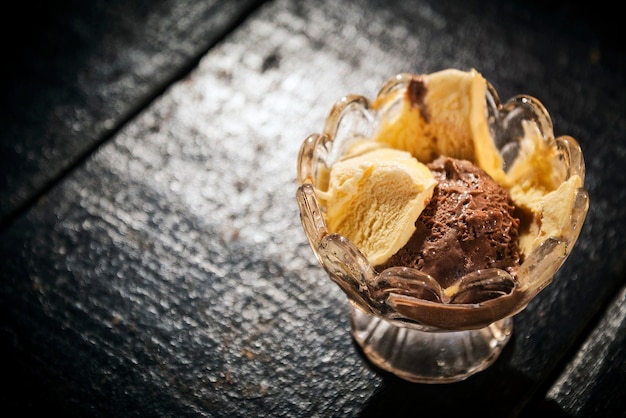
xmin=544 ymin=285 xmax=626 ymax=416
xmin=0 ymin=0 xmax=264 ymax=224
xmin=0 ymin=0 xmax=624 ymax=416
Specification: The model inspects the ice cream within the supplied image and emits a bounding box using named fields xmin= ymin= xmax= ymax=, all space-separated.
xmin=375 ymin=156 xmax=521 ymax=289
xmin=372 ymin=69 xmax=503 ymax=183
xmin=316 ymin=143 xmax=437 ymax=266
xmin=315 ymin=68 xmax=583 ymax=289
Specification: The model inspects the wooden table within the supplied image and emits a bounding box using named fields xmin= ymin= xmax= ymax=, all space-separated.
xmin=1 ymin=1 xmax=624 ymax=416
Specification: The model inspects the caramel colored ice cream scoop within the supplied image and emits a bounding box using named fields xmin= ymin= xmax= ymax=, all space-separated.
xmin=317 ymin=145 xmax=437 ymax=266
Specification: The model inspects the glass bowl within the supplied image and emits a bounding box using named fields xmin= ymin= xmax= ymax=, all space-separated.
xmin=296 ymin=72 xmax=589 ymax=383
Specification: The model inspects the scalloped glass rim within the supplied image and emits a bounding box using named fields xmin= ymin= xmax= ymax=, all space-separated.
xmin=296 ymin=73 xmax=589 ymax=330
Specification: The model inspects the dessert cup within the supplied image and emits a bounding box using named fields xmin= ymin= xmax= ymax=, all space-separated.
xmin=296 ymin=73 xmax=589 ymax=383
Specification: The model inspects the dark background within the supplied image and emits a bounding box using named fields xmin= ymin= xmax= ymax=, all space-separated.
xmin=1 ymin=1 xmax=624 ymax=416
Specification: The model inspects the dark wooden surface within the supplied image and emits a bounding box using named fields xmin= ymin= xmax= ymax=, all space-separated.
xmin=1 ymin=0 xmax=624 ymax=417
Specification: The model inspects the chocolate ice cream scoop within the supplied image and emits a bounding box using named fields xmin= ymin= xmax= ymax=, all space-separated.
xmin=376 ymin=156 xmax=521 ymax=289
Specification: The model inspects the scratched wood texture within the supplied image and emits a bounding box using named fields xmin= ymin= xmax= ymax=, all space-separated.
xmin=0 ymin=0 xmax=264 ymax=224
xmin=0 ymin=0 xmax=624 ymax=417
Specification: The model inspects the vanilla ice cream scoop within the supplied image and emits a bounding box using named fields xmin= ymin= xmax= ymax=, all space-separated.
xmin=317 ymin=145 xmax=437 ymax=266
xmin=373 ymin=68 xmax=503 ymax=182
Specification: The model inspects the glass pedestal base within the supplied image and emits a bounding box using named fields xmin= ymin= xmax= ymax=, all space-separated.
xmin=350 ymin=306 xmax=513 ymax=383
